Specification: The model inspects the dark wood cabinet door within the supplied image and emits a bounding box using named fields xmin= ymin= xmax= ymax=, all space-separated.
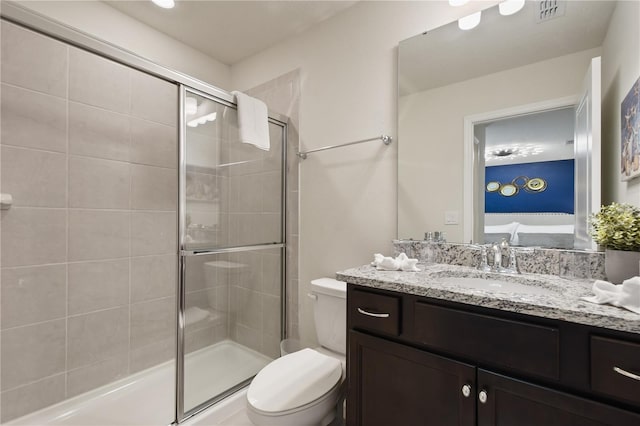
xmin=477 ymin=370 xmax=640 ymax=426
xmin=347 ymin=331 xmax=475 ymax=426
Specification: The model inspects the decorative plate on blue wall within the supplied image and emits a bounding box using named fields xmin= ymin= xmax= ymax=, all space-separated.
xmin=485 ymin=159 xmax=574 ymax=214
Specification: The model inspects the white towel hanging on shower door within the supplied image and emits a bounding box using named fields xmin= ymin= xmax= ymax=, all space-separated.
xmin=231 ymin=91 xmax=270 ymax=151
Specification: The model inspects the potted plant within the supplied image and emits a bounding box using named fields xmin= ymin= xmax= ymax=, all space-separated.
xmin=589 ymin=202 xmax=640 ymax=283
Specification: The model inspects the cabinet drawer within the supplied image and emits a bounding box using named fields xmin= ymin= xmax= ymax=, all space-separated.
xmin=350 ymin=289 xmax=401 ymax=336
xmin=414 ymin=302 xmax=559 ymax=380
xmin=591 ymin=335 xmax=640 ymax=406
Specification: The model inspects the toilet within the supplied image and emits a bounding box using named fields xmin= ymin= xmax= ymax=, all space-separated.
xmin=246 ymin=278 xmax=346 ymax=426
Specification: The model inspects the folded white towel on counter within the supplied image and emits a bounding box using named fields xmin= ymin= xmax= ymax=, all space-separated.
xmin=230 ymin=91 xmax=270 ymax=151
xmin=376 ymin=255 xmax=401 ymax=271
xmin=371 ymin=253 xmax=421 ymax=272
xmin=402 ymin=257 xmax=420 ymax=272
xmin=581 ymin=277 xmax=640 ymax=314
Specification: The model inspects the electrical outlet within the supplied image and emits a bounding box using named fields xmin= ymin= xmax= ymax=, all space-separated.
xmin=445 ymin=210 xmax=459 ymax=225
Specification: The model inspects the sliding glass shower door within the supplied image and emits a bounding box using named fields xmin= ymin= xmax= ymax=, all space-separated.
xmin=1 ymin=7 xmax=287 ymax=424
xmin=178 ymin=89 xmax=286 ymax=417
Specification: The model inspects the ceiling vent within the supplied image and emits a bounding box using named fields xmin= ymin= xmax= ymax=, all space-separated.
xmin=537 ymin=0 xmax=566 ymax=23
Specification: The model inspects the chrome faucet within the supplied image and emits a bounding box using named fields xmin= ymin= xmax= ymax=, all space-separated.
xmin=475 ymin=240 xmax=518 ymax=274
xmin=483 ymin=239 xmax=518 ymax=274
xmin=491 ymin=243 xmax=503 ymax=272
xmin=497 ymin=240 xmax=519 ymax=274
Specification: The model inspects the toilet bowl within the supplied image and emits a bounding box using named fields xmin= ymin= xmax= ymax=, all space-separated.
xmin=246 ymin=278 xmax=346 ymax=426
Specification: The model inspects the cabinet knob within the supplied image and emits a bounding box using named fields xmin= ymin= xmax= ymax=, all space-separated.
xmin=461 ymin=384 xmax=472 ymax=398
xmin=478 ymin=390 xmax=488 ymax=404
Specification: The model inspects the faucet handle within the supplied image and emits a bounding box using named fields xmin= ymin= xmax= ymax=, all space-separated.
xmin=477 ymin=245 xmax=492 ymax=272
xmin=504 ymin=248 xmax=519 ymax=274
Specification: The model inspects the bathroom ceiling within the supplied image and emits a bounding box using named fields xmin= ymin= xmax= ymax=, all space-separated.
xmin=104 ymin=0 xmax=358 ymax=65
xmin=399 ymin=0 xmax=616 ymax=95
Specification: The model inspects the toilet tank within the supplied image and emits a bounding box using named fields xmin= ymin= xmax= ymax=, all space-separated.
xmin=310 ymin=278 xmax=346 ymax=355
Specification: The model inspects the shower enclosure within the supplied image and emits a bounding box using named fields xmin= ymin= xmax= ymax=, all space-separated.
xmin=0 ymin=4 xmax=286 ymax=424
xmin=177 ymin=89 xmax=286 ymax=419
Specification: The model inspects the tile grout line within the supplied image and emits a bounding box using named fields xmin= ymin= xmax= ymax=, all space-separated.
xmin=0 ymin=253 xmax=176 ymax=271
xmin=0 ymin=144 xmax=178 ymax=171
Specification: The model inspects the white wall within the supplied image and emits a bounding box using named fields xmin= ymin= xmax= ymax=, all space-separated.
xmin=398 ymin=47 xmax=599 ymax=242
xmin=602 ymin=0 xmax=640 ymax=206
xmin=13 ymin=0 xmax=231 ymax=89
xmin=231 ymin=1 xmax=497 ymax=346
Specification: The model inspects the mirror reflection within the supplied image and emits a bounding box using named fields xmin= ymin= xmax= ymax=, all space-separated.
xmin=397 ymin=0 xmax=632 ymax=249
xmin=477 ymin=107 xmax=576 ymax=249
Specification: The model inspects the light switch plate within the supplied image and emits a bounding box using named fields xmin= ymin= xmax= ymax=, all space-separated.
xmin=445 ymin=210 xmax=459 ymax=225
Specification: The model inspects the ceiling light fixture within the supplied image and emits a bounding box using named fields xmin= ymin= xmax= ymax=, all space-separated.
xmin=151 ymin=0 xmax=175 ymax=9
xmin=485 ymin=144 xmax=545 ymax=162
xmin=458 ymin=11 xmax=481 ymax=30
xmin=499 ymin=0 xmax=525 ymax=16
xmin=449 ymin=0 xmax=469 ymax=6
xmin=492 ymin=148 xmax=516 ymax=157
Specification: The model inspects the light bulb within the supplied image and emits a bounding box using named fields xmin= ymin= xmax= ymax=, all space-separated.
xmin=151 ymin=0 xmax=175 ymax=9
xmin=449 ymin=0 xmax=469 ymax=6
xmin=458 ymin=11 xmax=481 ymax=30
xmin=499 ymin=0 xmax=525 ymax=16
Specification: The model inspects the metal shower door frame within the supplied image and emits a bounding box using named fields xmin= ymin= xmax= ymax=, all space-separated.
xmin=176 ymin=86 xmax=288 ymax=422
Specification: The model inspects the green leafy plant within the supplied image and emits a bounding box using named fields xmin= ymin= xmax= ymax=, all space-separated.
xmin=589 ymin=203 xmax=640 ymax=251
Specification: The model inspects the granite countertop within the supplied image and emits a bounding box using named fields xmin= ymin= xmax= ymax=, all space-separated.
xmin=336 ymin=263 xmax=640 ymax=335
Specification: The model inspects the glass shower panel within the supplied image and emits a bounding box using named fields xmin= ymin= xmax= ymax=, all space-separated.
xmin=182 ymin=90 xmax=285 ymax=414
xmin=182 ymin=247 xmax=283 ymax=412
xmin=184 ymin=92 xmax=283 ymax=251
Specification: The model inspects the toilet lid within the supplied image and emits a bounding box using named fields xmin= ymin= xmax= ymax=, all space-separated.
xmin=247 ymin=348 xmax=342 ymax=413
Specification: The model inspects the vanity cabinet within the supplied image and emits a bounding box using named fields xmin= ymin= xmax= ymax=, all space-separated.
xmin=476 ymin=370 xmax=639 ymax=426
xmin=349 ymin=330 xmax=475 ymax=426
xmin=346 ymin=285 xmax=640 ymax=426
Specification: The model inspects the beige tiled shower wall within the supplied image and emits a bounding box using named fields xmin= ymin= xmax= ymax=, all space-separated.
xmin=0 ymin=22 xmax=178 ymax=422
xmin=246 ymin=70 xmax=301 ymax=341
xmin=222 ymin=116 xmax=286 ymax=359
xmin=183 ymin=100 xmax=286 ymax=359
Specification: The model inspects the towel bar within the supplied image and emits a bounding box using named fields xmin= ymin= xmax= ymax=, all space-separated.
xmin=297 ymin=134 xmax=392 ymax=160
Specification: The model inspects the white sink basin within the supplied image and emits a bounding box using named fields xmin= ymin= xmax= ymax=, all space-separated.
xmin=438 ymin=276 xmax=558 ymax=297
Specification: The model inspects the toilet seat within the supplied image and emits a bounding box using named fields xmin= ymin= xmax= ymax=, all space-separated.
xmin=247 ymin=348 xmax=342 ymax=414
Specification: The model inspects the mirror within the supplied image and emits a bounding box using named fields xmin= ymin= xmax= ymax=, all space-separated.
xmin=475 ymin=106 xmax=577 ymax=249
xmin=398 ymin=0 xmax=630 ymax=248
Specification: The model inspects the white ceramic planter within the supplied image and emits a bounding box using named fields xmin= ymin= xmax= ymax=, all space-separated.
xmin=604 ymin=249 xmax=640 ymax=284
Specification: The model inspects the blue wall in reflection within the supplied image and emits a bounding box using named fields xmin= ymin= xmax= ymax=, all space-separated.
xmin=485 ymin=159 xmax=574 ymax=214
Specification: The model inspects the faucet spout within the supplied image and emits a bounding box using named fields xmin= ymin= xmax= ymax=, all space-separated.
xmin=491 ymin=243 xmax=502 ymax=271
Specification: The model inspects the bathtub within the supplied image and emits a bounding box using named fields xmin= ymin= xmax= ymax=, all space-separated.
xmin=8 ymin=340 xmax=271 ymax=425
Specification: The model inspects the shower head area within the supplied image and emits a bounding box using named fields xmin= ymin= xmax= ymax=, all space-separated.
xmin=0 ymin=5 xmax=292 ymax=424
